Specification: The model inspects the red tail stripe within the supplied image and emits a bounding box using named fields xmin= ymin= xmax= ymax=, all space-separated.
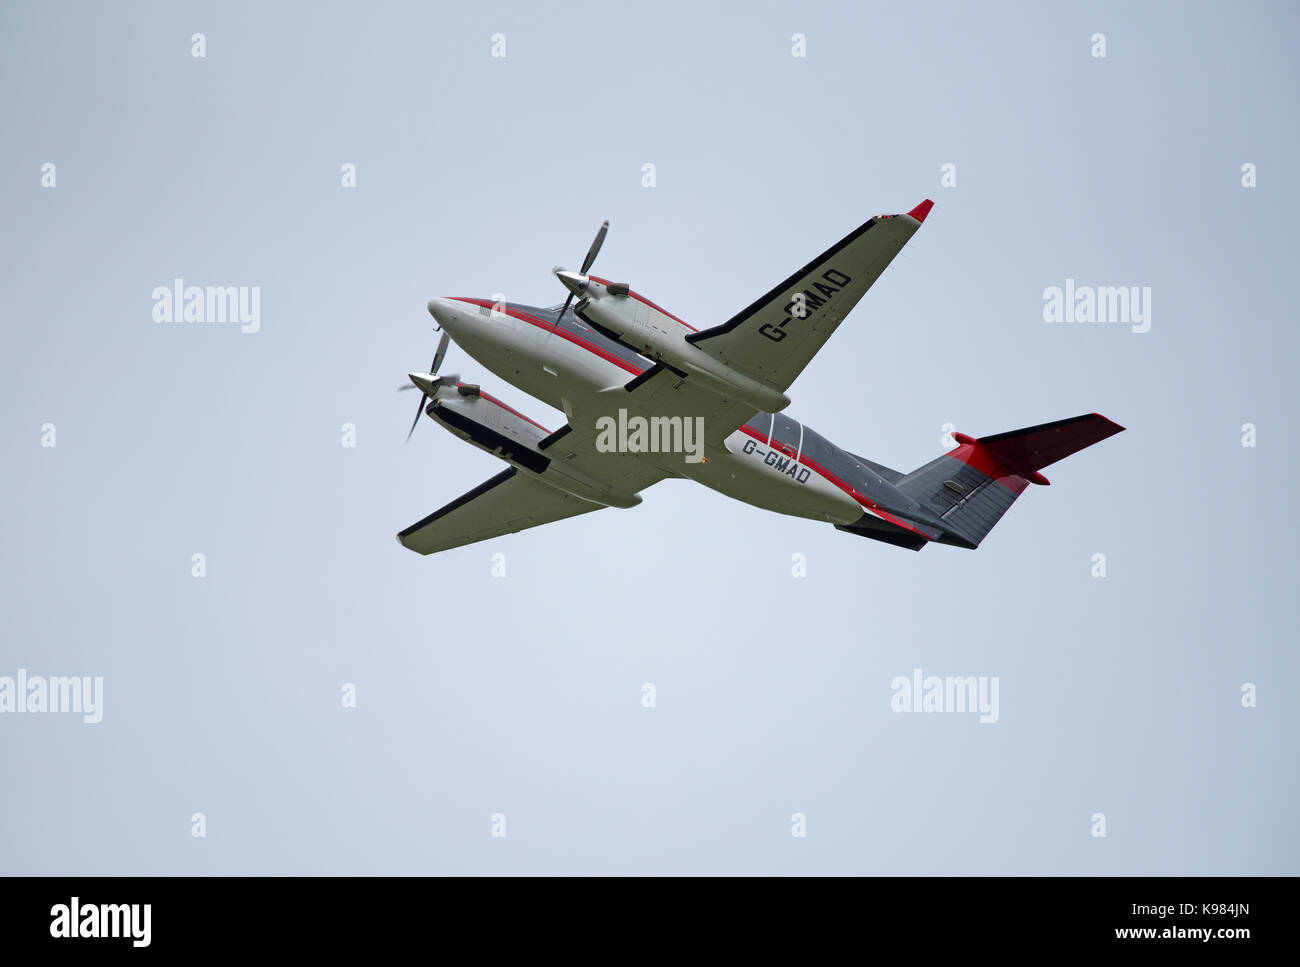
xmin=946 ymin=443 xmax=1030 ymax=494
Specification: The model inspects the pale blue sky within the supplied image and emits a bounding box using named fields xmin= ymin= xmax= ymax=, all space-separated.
xmin=1 ymin=0 xmax=1296 ymax=873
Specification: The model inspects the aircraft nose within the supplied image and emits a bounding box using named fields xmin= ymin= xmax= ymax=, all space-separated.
xmin=427 ymin=298 xmax=461 ymax=330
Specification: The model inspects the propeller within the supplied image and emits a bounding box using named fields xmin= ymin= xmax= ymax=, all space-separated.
xmin=556 ymin=219 xmax=608 ymax=318
xmin=401 ymin=330 xmax=454 ymax=443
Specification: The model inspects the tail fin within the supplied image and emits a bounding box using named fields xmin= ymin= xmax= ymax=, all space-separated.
xmin=896 ymin=414 xmax=1124 ymax=549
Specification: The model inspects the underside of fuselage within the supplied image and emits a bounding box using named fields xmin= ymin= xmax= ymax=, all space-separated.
xmin=424 ymin=296 xmax=944 ymax=537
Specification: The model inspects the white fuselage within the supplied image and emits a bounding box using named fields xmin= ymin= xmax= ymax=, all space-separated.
xmin=427 ymin=296 xmax=881 ymax=528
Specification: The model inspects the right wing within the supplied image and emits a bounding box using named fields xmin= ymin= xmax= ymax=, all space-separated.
xmin=397 ymin=467 xmax=603 ymax=555
xmin=684 ymin=201 xmax=933 ymax=392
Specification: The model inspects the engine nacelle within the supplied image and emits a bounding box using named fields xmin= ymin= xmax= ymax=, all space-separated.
xmin=567 ymin=279 xmax=791 ymax=414
xmin=427 ymin=390 xmax=641 ymax=508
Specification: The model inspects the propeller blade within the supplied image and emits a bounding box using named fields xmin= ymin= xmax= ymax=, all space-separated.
xmin=557 ymin=292 xmax=575 ymax=318
xmin=405 ymin=393 xmax=428 ymax=443
xmin=579 ymin=220 xmax=609 ymax=274
xmin=431 ymin=331 xmax=450 ymax=375
xmin=404 ymin=329 xmax=454 ymax=444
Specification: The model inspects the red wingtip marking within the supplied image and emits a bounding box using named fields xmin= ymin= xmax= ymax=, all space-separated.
xmin=907 ymin=199 xmax=934 ymax=223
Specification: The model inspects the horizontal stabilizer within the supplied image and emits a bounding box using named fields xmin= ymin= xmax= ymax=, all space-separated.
xmin=961 ymin=413 xmax=1125 ymax=483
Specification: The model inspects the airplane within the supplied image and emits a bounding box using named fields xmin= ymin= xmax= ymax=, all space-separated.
xmin=397 ymin=200 xmax=1123 ymax=555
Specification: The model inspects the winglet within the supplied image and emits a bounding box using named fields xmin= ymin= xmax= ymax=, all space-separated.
xmin=907 ymin=199 xmax=934 ymax=223
xmin=1092 ymin=412 xmax=1126 ymax=433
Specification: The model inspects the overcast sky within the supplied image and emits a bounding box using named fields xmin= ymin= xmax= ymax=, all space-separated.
xmin=2 ymin=0 xmax=1296 ymax=874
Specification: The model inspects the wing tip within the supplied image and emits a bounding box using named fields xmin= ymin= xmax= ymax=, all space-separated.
xmin=1090 ymin=412 xmax=1126 ymax=434
xmin=907 ymin=199 xmax=934 ymax=223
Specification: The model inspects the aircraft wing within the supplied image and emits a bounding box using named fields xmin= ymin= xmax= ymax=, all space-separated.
xmin=684 ymin=201 xmax=933 ymax=393
xmin=397 ymin=467 xmax=603 ymax=555
xmin=398 ymin=366 xmax=731 ymax=554
xmin=399 ymin=357 xmax=763 ymax=555
xmin=611 ymin=362 xmax=759 ymax=446
xmin=535 ymin=370 xmax=698 ymax=492
xmin=549 ymin=358 xmax=762 ymax=466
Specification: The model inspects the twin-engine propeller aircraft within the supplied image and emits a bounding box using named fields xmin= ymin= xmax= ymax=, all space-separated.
xmin=397 ymin=201 xmax=1123 ymax=555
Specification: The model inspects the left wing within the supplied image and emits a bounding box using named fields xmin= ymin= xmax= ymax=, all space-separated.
xmin=684 ymin=201 xmax=933 ymax=392
xmin=397 ymin=467 xmax=603 ymax=555
xmin=399 ymin=358 xmax=765 ymax=555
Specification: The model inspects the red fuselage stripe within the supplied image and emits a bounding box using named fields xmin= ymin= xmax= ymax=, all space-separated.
xmin=450 ymin=298 xmax=644 ymax=375
xmin=448 ymin=297 xmax=931 ymax=538
xmin=737 ymin=425 xmax=931 ymax=538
